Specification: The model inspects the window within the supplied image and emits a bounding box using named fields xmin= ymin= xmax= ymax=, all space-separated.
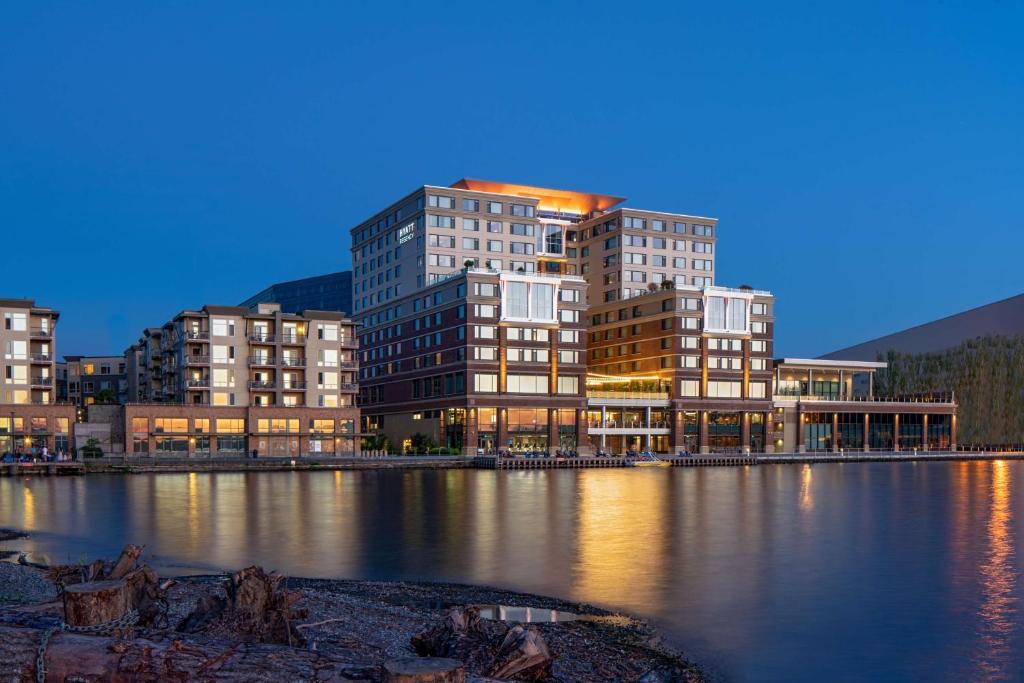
xmin=748 ymin=382 xmax=767 ymax=399
xmin=559 ymin=288 xmax=580 ymax=302
xmin=487 ymin=240 xmax=502 ymax=252
xmin=195 ymin=418 xmax=210 ymax=433
xmin=652 ymin=219 xmax=666 ymax=232
xmin=428 ymin=215 xmax=455 ymax=228
xmin=4 ymin=312 xmax=27 ymax=331
xmin=506 ymin=374 xmax=547 ymax=393
xmin=317 ymin=323 xmax=338 ymax=341
xmin=693 ymin=224 xmax=714 ymax=236
xmin=475 ymin=282 xmax=498 ymax=297
xmin=216 ymin=419 xmax=245 ymax=433
xmin=623 ymin=216 xmax=645 ymax=229
xmin=751 ymin=302 xmax=767 ymax=315
xmin=474 ymin=325 xmax=497 ymax=339
xmin=154 ymin=417 xmax=188 ymax=433
xmin=750 ymin=358 xmax=768 ymax=370
xmin=510 ymin=242 xmax=534 ymax=255
xmin=673 ymin=222 xmax=687 ymax=234
xmin=462 ymin=237 xmax=479 ymax=250
xmin=212 ymin=318 xmax=235 ymax=336
xmin=462 ymin=198 xmax=479 ymax=212
xmin=5 ymin=340 xmax=26 ymax=360
xmin=473 ymin=346 xmax=498 ymax=360
xmin=752 ymin=321 xmax=767 ymax=334
xmin=673 ymin=257 xmax=687 ymax=268
xmin=487 ymin=221 xmax=502 ymax=233
xmin=510 ymin=203 xmax=534 ymax=217
xmin=680 ymin=380 xmax=700 ymax=397
xmin=751 ymin=340 xmax=767 ymax=353
xmin=474 ymin=373 xmax=498 ymax=392
xmin=707 ymin=380 xmax=741 ymax=398
xmin=560 ymin=330 xmax=579 ymax=343
xmin=462 ymin=218 xmax=479 ymax=231
xmin=428 ymin=234 xmax=455 ymax=248
xmin=693 ymin=259 xmax=713 ymax=271
xmin=682 ymin=335 xmax=699 ymax=349
xmin=560 ymin=309 xmax=579 ymax=323
xmin=558 ymin=350 xmax=579 ymax=364
xmin=487 ymin=201 xmax=502 ymax=214
xmin=212 ymin=345 xmax=234 ymax=364
xmin=682 ymin=355 xmax=700 ymax=368
xmin=427 ymin=194 xmax=455 ymax=209
xmin=557 ymin=376 xmax=578 ymax=394
xmin=692 ymin=242 xmax=713 ymax=253
xmin=212 ymin=392 xmax=235 ymax=406
xmin=428 ymin=254 xmax=456 ymax=267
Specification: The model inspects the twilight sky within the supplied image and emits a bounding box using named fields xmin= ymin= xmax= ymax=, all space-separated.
xmin=2 ymin=2 xmax=1022 ymax=357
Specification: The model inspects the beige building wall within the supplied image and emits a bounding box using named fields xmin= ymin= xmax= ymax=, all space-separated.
xmin=0 ymin=299 xmax=58 ymax=405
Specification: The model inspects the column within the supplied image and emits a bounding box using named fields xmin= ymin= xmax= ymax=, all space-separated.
xmin=863 ymin=413 xmax=870 ymax=453
xmin=796 ymin=406 xmax=805 ymax=453
xmin=465 ymin=408 xmax=479 ymax=456
xmin=548 ymin=408 xmax=559 ymax=455
xmin=497 ymin=408 xmax=509 ymax=454
xmin=741 ymin=412 xmax=751 ymax=454
xmin=922 ymin=414 xmax=929 ymax=452
xmin=699 ymin=410 xmax=709 ymax=454
xmin=742 ymin=340 xmax=750 ymax=399
xmin=671 ymin=410 xmax=686 ymax=455
xmin=645 ymin=406 xmax=652 ymax=449
xmin=951 ymin=415 xmax=957 ymax=452
xmin=831 ymin=413 xmax=839 ymax=453
xmin=600 ymin=405 xmax=607 ymax=451
xmin=893 ymin=414 xmax=900 ymax=453
xmin=764 ymin=410 xmax=773 ymax=453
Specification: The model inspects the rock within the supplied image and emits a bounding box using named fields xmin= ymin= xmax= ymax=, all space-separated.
xmin=384 ymin=656 xmax=466 ymax=682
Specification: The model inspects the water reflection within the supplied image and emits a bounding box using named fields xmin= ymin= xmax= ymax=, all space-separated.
xmin=2 ymin=463 xmax=1024 ymax=682
xmin=974 ymin=460 xmax=1017 ymax=681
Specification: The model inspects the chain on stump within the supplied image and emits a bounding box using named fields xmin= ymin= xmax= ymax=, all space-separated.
xmin=36 ymin=609 xmax=139 ymax=683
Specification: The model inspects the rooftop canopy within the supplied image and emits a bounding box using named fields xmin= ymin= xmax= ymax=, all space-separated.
xmin=450 ymin=178 xmax=626 ymax=214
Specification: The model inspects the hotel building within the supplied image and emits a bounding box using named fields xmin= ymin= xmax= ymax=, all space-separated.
xmin=350 ymin=178 xmax=960 ymax=455
xmin=0 ymin=298 xmax=75 ymax=454
xmin=122 ymin=303 xmax=360 ymax=457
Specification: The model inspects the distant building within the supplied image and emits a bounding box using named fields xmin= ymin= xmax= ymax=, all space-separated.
xmin=0 ymin=298 xmax=75 ymax=454
xmin=821 ymin=293 xmax=1024 ymax=361
xmin=63 ymin=355 xmax=128 ymax=407
xmin=240 ymin=271 xmax=352 ymax=316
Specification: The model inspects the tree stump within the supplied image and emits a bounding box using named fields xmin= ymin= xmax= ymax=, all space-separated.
xmin=63 ymin=579 xmax=129 ymax=627
xmin=384 ymin=657 xmax=466 ymax=683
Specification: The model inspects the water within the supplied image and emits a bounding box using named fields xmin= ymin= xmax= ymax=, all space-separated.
xmin=0 ymin=462 xmax=1020 ymax=681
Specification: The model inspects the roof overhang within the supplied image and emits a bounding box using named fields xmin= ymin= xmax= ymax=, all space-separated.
xmin=450 ymin=178 xmax=625 ymax=214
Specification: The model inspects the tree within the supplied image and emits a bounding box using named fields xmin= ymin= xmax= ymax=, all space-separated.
xmin=81 ymin=437 xmax=103 ymax=458
xmin=409 ymin=432 xmax=436 ymax=454
xmin=93 ymin=388 xmax=118 ymax=404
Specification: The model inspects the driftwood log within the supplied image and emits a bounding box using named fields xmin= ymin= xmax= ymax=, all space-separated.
xmin=384 ymin=656 xmax=466 ymax=683
xmin=63 ymin=580 xmax=130 ymax=627
xmin=0 ymin=625 xmax=363 ymax=682
xmin=412 ymin=606 xmax=553 ymax=680
xmin=177 ymin=565 xmax=308 ymax=646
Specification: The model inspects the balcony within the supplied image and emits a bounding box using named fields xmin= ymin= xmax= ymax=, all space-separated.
xmin=340 ymin=382 xmax=359 ymax=392
xmin=279 ymin=333 xmax=306 ymax=344
xmin=186 ymin=355 xmax=210 ymax=365
xmin=282 ymin=381 xmax=307 ymax=390
xmin=30 ymin=353 xmax=52 ymax=363
xmin=249 ymin=333 xmax=275 ymax=343
xmin=339 ymin=338 xmax=358 ymax=349
xmin=186 ymin=331 xmax=210 ymax=341
xmin=29 ymin=327 xmax=52 ymax=338
xmin=248 ymin=356 xmax=276 ymax=366
xmin=338 ymin=360 xmax=358 ymax=370
xmin=248 ymin=380 xmax=276 ymax=389
xmin=280 ymin=357 xmax=306 ymax=368
xmin=186 ymin=379 xmax=210 ymax=388
xmin=30 ymin=376 xmax=52 ymax=387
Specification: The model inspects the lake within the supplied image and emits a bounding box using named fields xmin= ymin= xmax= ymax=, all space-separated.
xmin=0 ymin=461 xmax=1020 ymax=681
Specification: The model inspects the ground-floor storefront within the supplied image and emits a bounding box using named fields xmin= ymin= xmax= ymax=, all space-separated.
xmin=0 ymin=404 xmax=76 ymax=457
xmin=775 ymin=401 xmax=958 ymax=453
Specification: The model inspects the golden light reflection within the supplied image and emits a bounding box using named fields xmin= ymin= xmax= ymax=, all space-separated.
xmin=575 ymin=471 xmax=665 ymax=605
xmin=22 ymin=483 xmax=35 ymax=530
xmin=974 ymin=460 xmax=1016 ymax=680
xmin=187 ymin=472 xmax=199 ymax=540
xmin=799 ymin=464 xmax=813 ymax=512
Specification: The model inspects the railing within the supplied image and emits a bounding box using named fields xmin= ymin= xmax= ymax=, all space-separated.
xmin=249 ymin=333 xmax=275 ymax=342
xmin=338 ymin=360 xmax=358 ymax=370
xmin=281 ymin=358 xmax=306 ymax=367
xmin=340 ymin=382 xmax=359 ymax=392
xmin=30 ymin=376 xmax=52 ymax=386
xmin=186 ymin=331 xmax=210 ymax=340
xmin=186 ymin=355 xmax=210 ymax=364
xmin=587 ymin=390 xmax=670 ymax=400
xmin=30 ymin=353 xmax=52 ymax=362
xmin=29 ymin=328 xmax=52 ymax=338
xmin=248 ymin=356 xmax=276 ymax=365
xmin=772 ymin=392 xmax=956 ymax=404
xmin=248 ymin=380 xmax=276 ymax=389
xmin=589 ymin=420 xmax=672 ymax=429
xmin=282 ymin=381 xmax=307 ymax=390
xmin=279 ymin=334 xmax=306 ymax=344
xmin=339 ymin=338 xmax=358 ymax=349
xmin=186 ymin=379 xmax=210 ymax=388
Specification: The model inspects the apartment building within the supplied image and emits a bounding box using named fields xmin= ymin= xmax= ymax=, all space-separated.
xmin=0 ymin=298 xmax=75 ymax=455
xmin=123 ymin=303 xmax=360 ymax=457
xmin=63 ymin=355 xmax=127 ymax=406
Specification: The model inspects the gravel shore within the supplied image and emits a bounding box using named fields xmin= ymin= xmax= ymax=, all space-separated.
xmin=0 ymin=535 xmax=704 ymax=682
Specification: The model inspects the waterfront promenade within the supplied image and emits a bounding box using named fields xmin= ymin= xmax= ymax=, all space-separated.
xmin=3 ymin=450 xmax=1024 ymax=476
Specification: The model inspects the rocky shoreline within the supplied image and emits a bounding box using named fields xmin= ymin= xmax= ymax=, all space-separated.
xmin=0 ymin=534 xmax=704 ymax=682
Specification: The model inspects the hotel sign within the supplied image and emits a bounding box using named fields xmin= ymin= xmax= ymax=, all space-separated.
xmin=398 ymin=222 xmax=415 ymax=244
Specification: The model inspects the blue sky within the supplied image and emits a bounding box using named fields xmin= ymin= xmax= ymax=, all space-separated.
xmin=2 ymin=2 xmax=1022 ymax=357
